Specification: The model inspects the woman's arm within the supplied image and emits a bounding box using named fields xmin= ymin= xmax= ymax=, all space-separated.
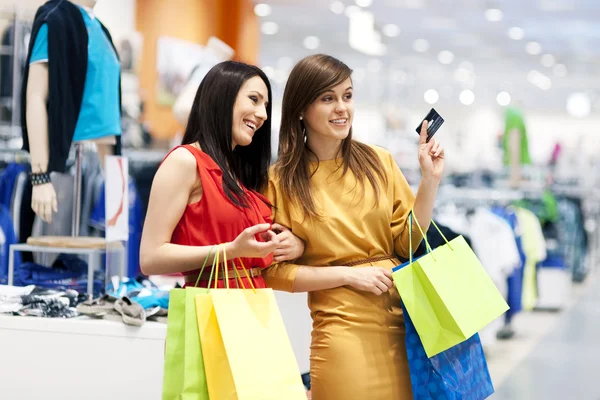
xmin=412 ymin=120 xmax=444 ymax=233
xmin=140 ymin=148 xmax=218 ymax=275
xmin=139 ymin=148 xmax=278 ymax=275
xmin=264 ymin=263 xmax=392 ymax=295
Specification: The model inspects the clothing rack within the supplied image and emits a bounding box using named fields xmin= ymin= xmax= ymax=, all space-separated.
xmin=0 ymin=8 xmax=30 ymax=138
xmin=436 ymin=186 xmax=526 ymax=208
xmin=124 ymin=149 xmax=167 ymax=165
xmin=0 ymin=149 xmax=29 ymax=164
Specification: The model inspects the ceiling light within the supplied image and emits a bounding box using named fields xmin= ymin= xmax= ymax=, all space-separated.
xmin=424 ymin=89 xmax=439 ymax=105
xmin=526 ymin=41 xmax=542 ymax=55
xmin=459 ymin=90 xmax=475 ymax=105
xmin=261 ymin=22 xmax=279 ymax=35
xmin=497 ymin=91 xmax=511 ymax=106
xmin=330 ymin=1 xmax=345 ymax=14
xmin=553 ymin=64 xmax=568 ymax=77
xmin=303 ymin=36 xmax=320 ymax=50
xmin=345 ymin=5 xmax=361 ymax=16
xmin=527 ymin=70 xmax=552 ymax=90
xmin=254 ymin=3 xmax=272 ymax=17
xmin=356 ymin=0 xmax=373 ymax=7
xmin=508 ymin=27 xmax=525 ymax=40
xmin=413 ymin=39 xmax=430 ymax=53
xmin=382 ymin=24 xmax=400 ymax=37
xmin=349 ymin=10 xmax=388 ymax=56
xmin=566 ymin=92 xmax=591 ymax=118
xmin=437 ymin=50 xmax=454 ymax=64
xmin=485 ymin=8 xmax=503 ymax=22
xmin=541 ymin=54 xmax=556 ymax=68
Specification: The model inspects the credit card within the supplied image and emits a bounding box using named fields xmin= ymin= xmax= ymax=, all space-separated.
xmin=415 ymin=108 xmax=444 ymax=143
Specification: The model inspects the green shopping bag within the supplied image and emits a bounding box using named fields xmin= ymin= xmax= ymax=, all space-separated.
xmin=393 ymin=213 xmax=509 ymax=358
xmin=162 ymin=247 xmax=217 ymax=400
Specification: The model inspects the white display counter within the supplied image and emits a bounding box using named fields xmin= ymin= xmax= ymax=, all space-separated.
xmin=0 ymin=291 xmax=312 ymax=399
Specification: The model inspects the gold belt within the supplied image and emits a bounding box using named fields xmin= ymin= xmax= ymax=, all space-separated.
xmin=185 ymin=267 xmax=262 ymax=283
xmin=345 ymin=255 xmax=396 ymax=266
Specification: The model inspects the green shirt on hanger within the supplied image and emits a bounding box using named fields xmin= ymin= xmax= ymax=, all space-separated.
xmin=502 ymin=107 xmax=532 ymax=165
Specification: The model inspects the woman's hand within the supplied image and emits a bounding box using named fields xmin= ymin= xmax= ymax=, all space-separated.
xmin=271 ymin=223 xmax=305 ymax=262
xmin=345 ymin=267 xmax=394 ymax=296
xmin=418 ymin=120 xmax=445 ymax=180
xmin=228 ymin=223 xmax=279 ymax=259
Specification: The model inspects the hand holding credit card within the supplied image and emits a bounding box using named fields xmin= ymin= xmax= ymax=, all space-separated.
xmin=416 ymin=108 xmax=444 ymax=143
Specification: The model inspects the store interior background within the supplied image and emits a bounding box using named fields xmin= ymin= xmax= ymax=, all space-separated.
xmin=4 ymin=0 xmax=599 ymax=176
xmin=1 ymin=0 xmax=600 ymax=399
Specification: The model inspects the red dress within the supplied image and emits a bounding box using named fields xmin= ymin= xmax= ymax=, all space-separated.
xmin=167 ymin=145 xmax=273 ymax=289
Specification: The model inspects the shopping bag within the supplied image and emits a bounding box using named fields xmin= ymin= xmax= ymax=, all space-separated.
xmin=393 ymin=213 xmax=509 ymax=357
xmin=161 ymin=246 xmax=216 ymax=400
xmin=401 ymin=301 xmax=495 ymax=399
xmin=195 ymin=245 xmax=307 ymax=400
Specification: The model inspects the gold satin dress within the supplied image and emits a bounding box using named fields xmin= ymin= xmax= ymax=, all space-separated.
xmin=264 ymin=146 xmax=423 ymax=400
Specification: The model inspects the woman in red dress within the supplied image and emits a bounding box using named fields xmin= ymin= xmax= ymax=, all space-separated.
xmin=140 ymin=61 xmax=304 ymax=287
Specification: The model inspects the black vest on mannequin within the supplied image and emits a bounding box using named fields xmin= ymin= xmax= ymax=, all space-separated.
xmin=20 ymin=0 xmax=122 ymax=174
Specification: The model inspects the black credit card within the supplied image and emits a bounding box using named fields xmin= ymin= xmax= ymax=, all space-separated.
xmin=416 ymin=108 xmax=444 ymax=143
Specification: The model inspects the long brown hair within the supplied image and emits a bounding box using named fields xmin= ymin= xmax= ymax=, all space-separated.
xmin=274 ymin=54 xmax=387 ymax=219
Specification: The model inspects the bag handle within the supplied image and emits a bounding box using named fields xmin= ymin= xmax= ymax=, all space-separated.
xmin=409 ymin=210 xmax=454 ymax=265
xmin=220 ymin=246 xmax=257 ymax=293
xmin=234 ymin=258 xmax=257 ymax=293
xmin=214 ymin=244 xmax=222 ymax=289
xmin=193 ymin=245 xmax=217 ymax=287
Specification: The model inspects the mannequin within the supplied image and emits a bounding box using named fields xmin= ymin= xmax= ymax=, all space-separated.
xmin=172 ymin=37 xmax=234 ymax=126
xmin=21 ymin=0 xmax=121 ymax=226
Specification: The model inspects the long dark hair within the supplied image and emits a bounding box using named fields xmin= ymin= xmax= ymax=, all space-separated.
xmin=182 ymin=61 xmax=272 ymax=207
xmin=274 ymin=54 xmax=386 ymax=219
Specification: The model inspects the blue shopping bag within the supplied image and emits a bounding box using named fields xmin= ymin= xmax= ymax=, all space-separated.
xmin=402 ymin=301 xmax=495 ymax=400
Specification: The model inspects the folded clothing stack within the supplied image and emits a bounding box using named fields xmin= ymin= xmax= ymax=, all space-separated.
xmin=14 ymin=254 xmax=103 ymax=296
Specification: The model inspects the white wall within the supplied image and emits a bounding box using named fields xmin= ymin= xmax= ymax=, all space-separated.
xmin=94 ymin=0 xmax=137 ymax=42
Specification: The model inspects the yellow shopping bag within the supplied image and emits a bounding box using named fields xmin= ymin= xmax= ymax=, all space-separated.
xmin=393 ymin=212 xmax=509 ymax=358
xmin=195 ymin=245 xmax=306 ymax=400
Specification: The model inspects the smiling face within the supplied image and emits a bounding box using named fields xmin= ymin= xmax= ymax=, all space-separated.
xmin=303 ymin=77 xmax=354 ymax=143
xmin=231 ymin=76 xmax=269 ymax=148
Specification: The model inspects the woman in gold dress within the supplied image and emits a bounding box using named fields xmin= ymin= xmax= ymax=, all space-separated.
xmin=263 ymin=54 xmax=445 ymax=399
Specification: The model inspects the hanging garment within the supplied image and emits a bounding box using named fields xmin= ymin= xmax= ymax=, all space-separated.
xmin=469 ymin=207 xmax=523 ymax=348
xmin=89 ymin=176 xmax=145 ymax=278
xmin=515 ymin=207 xmax=547 ymax=311
xmin=0 ymin=163 xmax=26 ymax=210
xmin=0 ymin=205 xmax=21 ymax=284
xmin=470 ymin=207 xmax=522 ymax=299
xmin=492 ymin=207 xmax=526 ymax=324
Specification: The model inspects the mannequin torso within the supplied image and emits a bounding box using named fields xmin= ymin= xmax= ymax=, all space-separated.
xmin=22 ymin=0 xmax=121 ymax=224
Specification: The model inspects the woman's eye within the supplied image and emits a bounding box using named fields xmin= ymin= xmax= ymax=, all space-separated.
xmin=322 ymin=96 xmax=333 ymax=102
xmin=249 ymin=96 xmax=258 ymax=103
xmin=345 ymin=93 xmax=353 ymax=100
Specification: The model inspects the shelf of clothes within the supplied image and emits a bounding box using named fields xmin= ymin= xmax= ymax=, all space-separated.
xmin=0 ymin=275 xmax=169 ymax=325
xmin=409 ymin=186 xmax=593 ymax=347
xmin=0 ymin=152 xmax=146 ymax=292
